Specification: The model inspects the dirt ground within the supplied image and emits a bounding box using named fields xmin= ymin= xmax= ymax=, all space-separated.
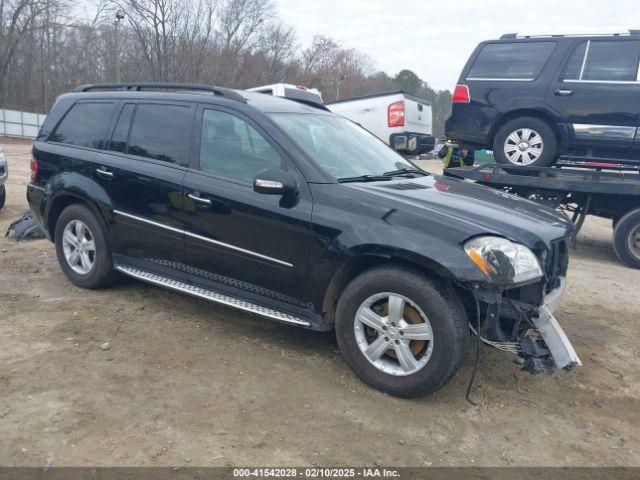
xmin=0 ymin=140 xmax=638 ymax=468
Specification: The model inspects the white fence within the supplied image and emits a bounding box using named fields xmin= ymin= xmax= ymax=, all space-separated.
xmin=0 ymin=108 xmax=46 ymax=139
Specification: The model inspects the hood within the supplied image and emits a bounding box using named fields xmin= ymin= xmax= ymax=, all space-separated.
xmin=346 ymin=174 xmax=573 ymax=247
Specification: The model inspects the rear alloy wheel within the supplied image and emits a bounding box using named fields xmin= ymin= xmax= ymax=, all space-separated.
xmin=62 ymin=219 xmax=96 ymax=275
xmin=335 ymin=265 xmax=469 ymax=397
xmin=55 ymin=203 xmax=118 ymax=288
xmin=493 ymin=117 xmax=557 ymax=168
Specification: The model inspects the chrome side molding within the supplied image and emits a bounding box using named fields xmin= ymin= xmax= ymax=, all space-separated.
xmin=114 ymin=265 xmax=311 ymax=327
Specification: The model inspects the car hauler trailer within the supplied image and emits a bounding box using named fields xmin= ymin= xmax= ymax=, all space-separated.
xmin=444 ymin=162 xmax=640 ymax=269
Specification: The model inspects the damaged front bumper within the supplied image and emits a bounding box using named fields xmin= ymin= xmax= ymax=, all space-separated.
xmin=473 ymin=276 xmax=581 ymax=375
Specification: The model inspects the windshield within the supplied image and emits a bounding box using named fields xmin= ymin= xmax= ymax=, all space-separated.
xmin=269 ymin=113 xmax=415 ymax=180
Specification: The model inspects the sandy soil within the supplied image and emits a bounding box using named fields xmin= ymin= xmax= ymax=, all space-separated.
xmin=0 ymin=143 xmax=638 ymax=467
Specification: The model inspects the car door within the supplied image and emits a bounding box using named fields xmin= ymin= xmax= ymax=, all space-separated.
xmin=92 ymin=100 xmax=196 ymax=278
xmin=182 ymin=105 xmax=313 ymax=309
xmin=546 ymin=38 xmax=640 ymax=151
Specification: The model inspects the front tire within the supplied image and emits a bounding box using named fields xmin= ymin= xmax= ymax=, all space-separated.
xmin=335 ymin=265 xmax=469 ymax=397
xmin=613 ymin=208 xmax=640 ymax=269
xmin=54 ymin=203 xmax=118 ymax=288
xmin=493 ymin=117 xmax=558 ymax=168
xmin=0 ymin=185 xmax=5 ymax=210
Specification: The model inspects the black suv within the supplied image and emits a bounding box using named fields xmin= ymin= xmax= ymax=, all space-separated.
xmin=445 ymin=31 xmax=640 ymax=168
xmin=27 ymin=83 xmax=580 ymax=397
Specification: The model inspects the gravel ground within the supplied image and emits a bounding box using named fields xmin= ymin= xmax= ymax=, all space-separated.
xmin=0 ymin=142 xmax=638 ymax=467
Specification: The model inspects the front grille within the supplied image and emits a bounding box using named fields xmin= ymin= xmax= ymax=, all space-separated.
xmin=545 ymin=237 xmax=570 ymax=292
xmin=0 ymin=165 xmax=5 ymax=176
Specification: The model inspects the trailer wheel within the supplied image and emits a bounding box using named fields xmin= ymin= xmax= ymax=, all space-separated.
xmin=613 ymin=208 xmax=640 ymax=269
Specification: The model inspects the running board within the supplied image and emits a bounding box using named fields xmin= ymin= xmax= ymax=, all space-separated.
xmin=115 ymin=265 xmax=311 ymax=327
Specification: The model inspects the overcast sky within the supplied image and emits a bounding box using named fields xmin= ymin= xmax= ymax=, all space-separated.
xmin=277 ymin=0 xmax=640 ymax=91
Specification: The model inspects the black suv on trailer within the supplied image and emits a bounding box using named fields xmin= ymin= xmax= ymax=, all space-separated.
xmin=445 ymin=30 xmax=640 ymax=168
xmin=27 ymin=83 xmax=580 ymax=397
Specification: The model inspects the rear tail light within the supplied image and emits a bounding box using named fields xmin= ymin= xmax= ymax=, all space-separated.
xmin=452 ymin=84 xmax=470 ymax=103
xmin=30 ymin=155 xmax=38 ymax=182
xmin=388 ymin=100 xmax=405 ymax=127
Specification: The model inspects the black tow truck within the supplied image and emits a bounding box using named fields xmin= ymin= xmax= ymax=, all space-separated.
xmin=444 ymin=159 xmax=640 ymax=269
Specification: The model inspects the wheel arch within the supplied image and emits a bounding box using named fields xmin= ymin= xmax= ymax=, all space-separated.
xmin=489 ymin=108 xmax=562 ymax=147
xmin=320 ymin=248 xmax=458 ymax=329
xmin=46 ymin=191 xmax=106 ymax=242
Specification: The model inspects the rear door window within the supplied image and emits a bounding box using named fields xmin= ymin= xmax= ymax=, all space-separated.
xmin=128 ymin=103 xmax=194 ymax=164
xmin=467 ymin=42 xmax=556 ymax=80
xmin=564 ymin=40 xmax=640 ymax=81
xmin=50 ymin=102 xmax=115 ymax=149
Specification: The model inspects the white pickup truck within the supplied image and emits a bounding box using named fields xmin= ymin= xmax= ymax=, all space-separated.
xmin=247 ymin=85 xmax=435 ymax=155
xmin=326 ymin=91 xmax=435 ymax=155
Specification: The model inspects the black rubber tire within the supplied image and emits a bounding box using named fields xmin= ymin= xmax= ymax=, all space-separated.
xmin=0 ymin=185 xmax=5 ymax=210
xmin=612 ymin=208 xmax=640 ymax=269
xmin=54 ymin=203 xmax=118 ymax=288
xmin=493 ymin=116 xmax=558 ymax=169
xmin=335 ymin=265 xmax=469 ymax=398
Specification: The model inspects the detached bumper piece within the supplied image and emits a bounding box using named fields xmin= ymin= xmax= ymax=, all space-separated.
xmin=517 ymin=307 xmax=582 ymax=375
xmin=529 ymin=306 xmax=582 ymax=372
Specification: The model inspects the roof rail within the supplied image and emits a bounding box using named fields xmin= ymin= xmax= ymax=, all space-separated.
xmin=500 ymin=30 xmax=640 ymax=39
xmin=72 ymin=83 xmax=246 ymax=103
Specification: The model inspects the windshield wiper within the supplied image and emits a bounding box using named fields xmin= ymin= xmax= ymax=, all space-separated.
xmin=338 ymin=174 xmax=392 ymax=183
xmin=383 ymin=168 xmax=428 ymax=177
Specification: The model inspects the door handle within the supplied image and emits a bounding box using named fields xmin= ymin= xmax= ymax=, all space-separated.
xmin=95 ymin=167 xmax=114 ymax=178
xmin=187 ymin=193 xmax=212 ymax=206
xmin=554 ymin=89 xmax=573 ymax=96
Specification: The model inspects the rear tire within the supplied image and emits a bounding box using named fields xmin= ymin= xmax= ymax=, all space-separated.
xmin=54 ymin=203 xmax=118 ymax=288
xmin=335 ymin=265 xmax=469 ymax=397
xmin=612 ymin=208 xmax=640 ymax=269
xmin=493 ymin=117 xmax=558 ymax=168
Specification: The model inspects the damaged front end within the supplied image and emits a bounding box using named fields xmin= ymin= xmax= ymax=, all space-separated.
xmin=462 ymin=235 xmax=581 ymax=375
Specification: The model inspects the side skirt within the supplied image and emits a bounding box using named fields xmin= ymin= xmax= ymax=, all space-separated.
xmin=115 ymin=265 xmax=312 ymax=328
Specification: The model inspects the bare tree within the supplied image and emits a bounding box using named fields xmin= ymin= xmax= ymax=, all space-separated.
xmin=0 ymin=0 xmax=46 ymax=103
xmin=0 ymin=0 xmax=452 ymax=130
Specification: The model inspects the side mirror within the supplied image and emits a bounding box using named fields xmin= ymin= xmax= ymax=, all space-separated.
xmin=253 ymin=169 xmax=297 ymax=196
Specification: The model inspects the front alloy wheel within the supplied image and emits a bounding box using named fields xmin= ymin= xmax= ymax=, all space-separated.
xmin=335 ymin=265 xmax=469 ymax=397
xmin=355 ymin=293 xmax=433 ymax=376
xmin=503 ymin=128 xmax=544 ymax=166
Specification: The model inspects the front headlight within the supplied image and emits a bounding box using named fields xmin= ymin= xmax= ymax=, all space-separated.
xmin=464 ymin=236 xmax=543 ymax=284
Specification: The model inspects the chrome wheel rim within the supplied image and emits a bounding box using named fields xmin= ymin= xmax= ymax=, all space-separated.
xmin=354 ymin=292 xmax=434 ymax=376
xmin=62 ymin=220 xmax=96 ymax=275
xmin=504 ymin=128 xmax=544 ymax=165
xmin=629 ymin=225 xmax=640 ymax=260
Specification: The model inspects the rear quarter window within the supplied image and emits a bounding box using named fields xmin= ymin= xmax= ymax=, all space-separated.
xmin=50 ymin=102 xmax=115 ymax=149
xmin=467 ymin=41 xmax=556 ymax=80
